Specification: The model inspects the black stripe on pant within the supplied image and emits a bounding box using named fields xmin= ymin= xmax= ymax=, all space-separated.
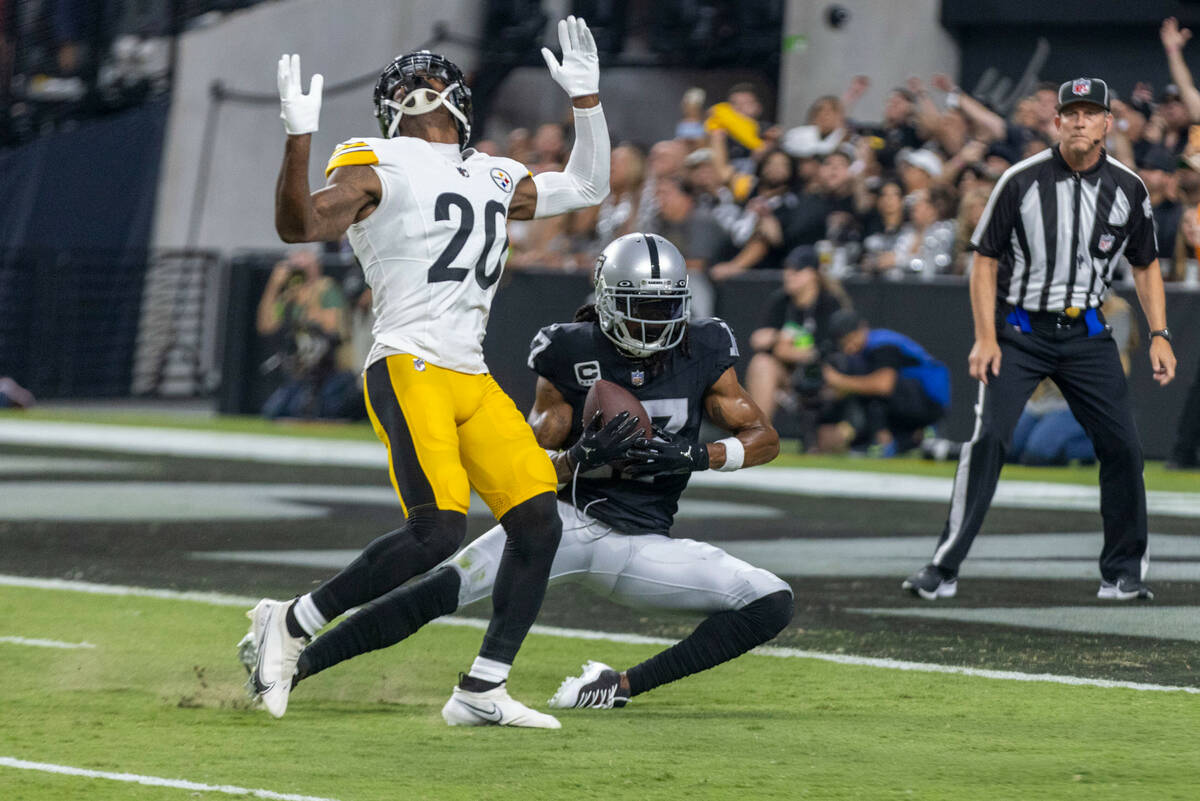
xmin=305 ymin=360 xmax=468 ymax=622
xmin=365 ymin=358 xmax=438 ymax=513
xmin=932 ymin=323 xmax=1148 ymax=582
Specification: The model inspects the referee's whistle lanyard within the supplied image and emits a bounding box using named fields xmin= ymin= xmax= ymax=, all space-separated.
xmin=1004 ymin=169 xmax=1103 ymax=338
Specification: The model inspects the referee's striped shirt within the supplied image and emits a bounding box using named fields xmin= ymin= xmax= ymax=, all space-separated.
xmin=969 ymin=146 xmax=1158 ymax=312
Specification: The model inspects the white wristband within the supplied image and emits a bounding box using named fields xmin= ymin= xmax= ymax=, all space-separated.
xmin=715 ymin=437 xmax=745 ymax=471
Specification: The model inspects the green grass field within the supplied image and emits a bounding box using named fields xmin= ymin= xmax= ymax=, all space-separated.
xmin=3 ymin=584 xmax=1198 ymax=801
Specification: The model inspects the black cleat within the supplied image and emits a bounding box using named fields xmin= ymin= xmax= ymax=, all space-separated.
xmin=1097 ymin=577 xmax=1154 ymax=601
xmin=902 ymin=564 xmax=958 ymax=600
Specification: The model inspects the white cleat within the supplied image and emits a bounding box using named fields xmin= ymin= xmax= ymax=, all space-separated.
xmin=441 ymin=683 xmax=562 ymax=729
xmin=548 ymin=660 xmax=630 ymax=709
xmin=235 ymin=631 xmax=261 ymax=702
xmin=244 ymin=599 xmax=307 ymax=719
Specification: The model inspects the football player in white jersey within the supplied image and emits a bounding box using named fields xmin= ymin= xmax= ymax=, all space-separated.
xmin=241 ymin=16 xmax=610 ymax=728
xmin=245 ymin=234 xmax=794 ymax=713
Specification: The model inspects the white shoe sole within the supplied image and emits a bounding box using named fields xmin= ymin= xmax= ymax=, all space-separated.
xmin=442 ymin=687 xmax=561 ymax=729
xmin=902 ymin=579 xmax=957 ymax=600
xmin=1098 ymin=586 xmax=1152 ymax=601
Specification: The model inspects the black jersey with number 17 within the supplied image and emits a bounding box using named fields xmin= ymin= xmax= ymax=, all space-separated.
xmin=528 ymin=318 xmax=741 ymax=534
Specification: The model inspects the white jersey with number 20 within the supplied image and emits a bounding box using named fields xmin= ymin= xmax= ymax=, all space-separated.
xmin=330 ymin=136 xmax=529 ymax=374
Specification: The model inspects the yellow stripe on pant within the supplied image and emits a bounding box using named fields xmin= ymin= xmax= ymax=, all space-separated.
xmin=363 ymin=354 xmax=556 ymax=520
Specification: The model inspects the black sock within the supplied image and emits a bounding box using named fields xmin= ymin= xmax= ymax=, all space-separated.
xmin=294 ymin=567 xmax=461 ymax=685
xmin=307 ymin=510 xmax=466 ymax=622
xmin=457 ymin=674 xmax=503 ymax=692
xmin=284 ymin=600 xmax=307 ymax=639
xmin=626 ymin=590 xmax=794 ymax=697
xmin=478 ymin=492 xmax=562 ymax=664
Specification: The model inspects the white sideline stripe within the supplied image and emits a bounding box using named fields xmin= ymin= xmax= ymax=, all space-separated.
xmin=0 ymin=756 xmax=342 ymax=801
xmin=4 ymin=419 xmax=1200 ymax=516
xmin=0 ymin=636 xmax=94 ymax=649
xmin=3 ymin=574 xmax=1196 ymax=695
xmin=0 ymin=575 xmax=258 ymax=607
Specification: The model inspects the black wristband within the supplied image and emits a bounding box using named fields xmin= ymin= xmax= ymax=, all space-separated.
xmin=1150 ymin=328 xmax=1172 ymax=344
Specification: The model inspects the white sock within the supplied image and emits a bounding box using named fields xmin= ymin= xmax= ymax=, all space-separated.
xmin=291 ymin=594 xmax=327 ymax=637
xmin=467 ymin=656 xmax=511 ymax=685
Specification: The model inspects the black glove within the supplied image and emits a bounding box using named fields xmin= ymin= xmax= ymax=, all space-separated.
xmin=567 ymin=410 xmax=643 ymax=471
xmin=623 ymin=426 xmax=710 ymax=477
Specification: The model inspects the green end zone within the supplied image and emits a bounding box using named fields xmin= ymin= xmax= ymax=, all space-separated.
xmin=2 ymin=585 xmax=1198 ymax=801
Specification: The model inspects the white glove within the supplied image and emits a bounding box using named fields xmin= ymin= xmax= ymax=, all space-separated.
xmin=540 ymin=15 xmax=599 ymax=98
xmin=277 ymin=53 xmax=323 ymax=135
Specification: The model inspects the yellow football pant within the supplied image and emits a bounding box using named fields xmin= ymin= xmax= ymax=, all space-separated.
xmin=363 ymin=354 xmax=556 ymax=520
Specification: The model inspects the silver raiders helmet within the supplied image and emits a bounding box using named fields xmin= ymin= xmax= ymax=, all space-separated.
xmin=593 ymin=233 xmax=691 ymax=358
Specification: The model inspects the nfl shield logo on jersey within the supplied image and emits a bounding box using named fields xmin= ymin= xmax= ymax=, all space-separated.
xmin=490 ymin=168 xmax=513 ymax=193
xmin=1072 ymin=78 xmax=1091 ymax=96
xmin=1098 ymin=234 xmax=1115 ymax=253
xmin=631 ymin=369 xmax=645 ymax=386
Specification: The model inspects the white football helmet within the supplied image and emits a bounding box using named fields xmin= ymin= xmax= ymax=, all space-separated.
xmin=593 ymin=233 xmax=691 ymax=358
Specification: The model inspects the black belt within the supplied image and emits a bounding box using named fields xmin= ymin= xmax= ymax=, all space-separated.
xmin=1003 ymin=304 xmax=1105 ymax=335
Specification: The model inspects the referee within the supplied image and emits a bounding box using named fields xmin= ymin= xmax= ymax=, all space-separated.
xmin=903 ymin=77 xmax=1177 ymax=602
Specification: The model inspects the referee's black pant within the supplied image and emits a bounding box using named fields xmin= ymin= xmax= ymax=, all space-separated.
xmin=930 ymin=311 xmax=1148 ymax=583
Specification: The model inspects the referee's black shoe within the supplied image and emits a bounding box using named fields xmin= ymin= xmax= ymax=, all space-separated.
xmin=902 ymin=564 xmax=958 ymax=600
xmin=1097 ymin=577 xmax=1154 ymax=601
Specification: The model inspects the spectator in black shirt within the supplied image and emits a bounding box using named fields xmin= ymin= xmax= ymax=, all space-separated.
xmin=859 ymin=88 xmax=923 ymax=170
xmin=1138 ymin=144 xmax=1183 ymax=259
xmin=745 ymin=245 xmax=847 ymax=425
xmin=860 ymin=178 xmax=907 ymax=274
xmin=712 ymin=149 xmax=828 ymax=278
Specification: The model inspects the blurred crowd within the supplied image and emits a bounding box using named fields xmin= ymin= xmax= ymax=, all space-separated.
xmin=0 ymin=0 xmax=257 ymax=145
xmin=487 ymin=17 xmax=1200 ymax=297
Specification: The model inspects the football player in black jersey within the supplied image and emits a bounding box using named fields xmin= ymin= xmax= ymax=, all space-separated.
xmin=270 ymin=233 xmax=794 ymax=710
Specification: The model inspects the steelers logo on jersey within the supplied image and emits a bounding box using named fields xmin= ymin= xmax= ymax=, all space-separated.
xmin=490 ymin=167 xmax=514 ymax=193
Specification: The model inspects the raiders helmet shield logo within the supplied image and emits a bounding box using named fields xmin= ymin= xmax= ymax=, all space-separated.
xmin=1072 ymin=79 xmax=1091 ymax=96
xmin=490 ymin=167 xmax=513 ymax=193
xmin=1098 ymin=234 xmax=1115 ymax=253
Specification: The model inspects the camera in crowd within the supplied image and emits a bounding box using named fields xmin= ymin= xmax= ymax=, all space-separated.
xmin=790 ymin=309 xmax=862 ymax=400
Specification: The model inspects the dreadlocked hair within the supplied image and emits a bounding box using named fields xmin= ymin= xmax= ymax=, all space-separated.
xmin=573 ymin=303 xmax=691 ymax=378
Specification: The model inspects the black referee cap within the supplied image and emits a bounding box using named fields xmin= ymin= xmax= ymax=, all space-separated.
xmin=1057 ymin=78 xmax=1110 ymax=112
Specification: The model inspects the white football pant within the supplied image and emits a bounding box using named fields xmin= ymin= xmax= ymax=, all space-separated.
xmin=446 ymin=500 xmax=790 ymax=613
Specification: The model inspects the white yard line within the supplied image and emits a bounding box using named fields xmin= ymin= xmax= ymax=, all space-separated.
xmin=2 ymin=574 xmax=1196 ymax=695
xmin=0 ymin=756 xmax=341 ymax=801
xmin=2 ymin=419 xmax=1198 ymax=515
xmin=0 ymin=636 xmax=94 ymax=649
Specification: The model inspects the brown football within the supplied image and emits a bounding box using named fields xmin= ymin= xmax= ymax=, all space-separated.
xmin=582 ymin=379 xmax=653 ymax=438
